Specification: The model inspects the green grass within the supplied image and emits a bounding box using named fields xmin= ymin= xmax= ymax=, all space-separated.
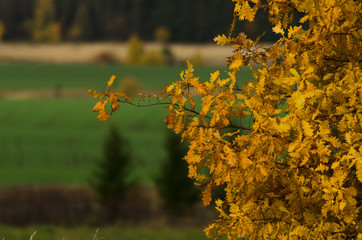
xmin=0 ymin=62 xmax=252 ymax=90
xmin=0 ymin=225 xmax=210 ymax=240
xmin=0 ymin=98 xmax=168 ymax=185
xmin=0 ymin=63 xmax=253 ymax=186
xmin=0 ymin=97 xmax=252 ymax=186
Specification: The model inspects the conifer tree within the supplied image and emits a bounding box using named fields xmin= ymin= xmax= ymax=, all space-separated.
xmin=156 ymin=130 xmax=200 ymax=215
xmin=89 ymin=124 xmax=130 ymax=203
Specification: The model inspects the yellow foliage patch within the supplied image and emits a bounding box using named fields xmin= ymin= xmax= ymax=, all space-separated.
xmin=90 ymin=0 xmax=362 ymax=239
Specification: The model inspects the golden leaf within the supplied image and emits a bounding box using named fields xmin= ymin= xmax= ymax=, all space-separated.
xmin=202 ymin=184 xmax=213 ymax=206
xmin=217 ymin=78 xmax=230 ymax=87
xmin=116 ymin=92 xmax=132 ymax=102
xmin=166 ymin=84 xmax=174 ymax=92
xmin=241 ymin=156 xmax=253 ymax=169
xmin=107 ymin=75 xmax=116 ymax=87
xmin=109 ymin=93 xmax=120 ymax=113
xmin=274 ymin=122 xmax=291 ymax=134
xmin=92 ymin=99 xmax=107 ymax=112
xmin=210 ymin=70 xmax=220 ymax=83
xmin=345 ymin=132 xmax=352 ymax=145
xmin=214 ymin=34 xmax=229 ymax=46
xmin=97 ymin=109 xmax=110 ymax=121
xmin=293 ymin=92 xmax=305 ymax=112
xmin=88 ymin=89 xmax=103 ymax=98
xmin=357 ymin=157 xmax=362 ymax=182
xmin=229 ymin=58 xmax=243 ymax=70
xmin=289 ymin=68 xmax=299 ymax=78
xmin=302 ymin=120 xmax=314 ymax=137
xmin=272 ymin=22 xmax=285 ymax=36
xmin=200 ymin=95 xmax=214 ymax=115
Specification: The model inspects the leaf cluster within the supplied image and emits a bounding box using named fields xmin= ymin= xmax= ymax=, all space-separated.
xmin=90 ymin=0 xmax=362 ymax=239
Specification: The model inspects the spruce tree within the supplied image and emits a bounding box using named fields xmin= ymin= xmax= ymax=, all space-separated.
xmin=156 ymin=130 xmax=200 ymax=215
xmin=89 ymin=124 xmax=130 ymax=203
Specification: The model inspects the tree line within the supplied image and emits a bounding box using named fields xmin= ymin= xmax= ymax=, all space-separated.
xmin=0 ymin=0 xmax=277 ymax=42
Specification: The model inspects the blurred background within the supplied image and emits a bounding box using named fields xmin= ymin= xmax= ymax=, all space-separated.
xmin=0 ymin=0 xmax=274 ymax=239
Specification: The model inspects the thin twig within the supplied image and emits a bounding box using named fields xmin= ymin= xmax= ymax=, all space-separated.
xmin=29 ymin=231 xmax=37 ymax=240
xmin=92 ymin=229 xmax=99 ymax=240
xmin=118 ymin=100 xmax=252 ymax=130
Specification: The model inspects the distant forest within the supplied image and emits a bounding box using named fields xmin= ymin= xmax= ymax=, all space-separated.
xmin=0 ymin=0 xmax=277 ymax=42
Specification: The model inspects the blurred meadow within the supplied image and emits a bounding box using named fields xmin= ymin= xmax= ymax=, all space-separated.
xmin=0 ymin=0 xmax=268 ymax=238
xmin=0 ymin=63 xmax=251 ymax=186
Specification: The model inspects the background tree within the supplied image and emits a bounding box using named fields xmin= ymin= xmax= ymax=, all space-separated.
xmin=154 ymin=26 xmax=175 ymax=65
xmin=0 ymin=21 xmax=5 ymax=41
xmin=91 ymin=0 xmax=362 ymax=239
xmin=31 ymin=0 xmax=61 ymax=42
xmin=124 ymin=35 xmax=144 ymax=65
xmin=156 ymin=130 xmax=200 ymax=215
xmin=89 ymin=124 xmax=131 ymax=203
xmin=0 ymin=0 xmax=281 ymax=42
xmin=67 ymin=4 xmax=95 ymax=41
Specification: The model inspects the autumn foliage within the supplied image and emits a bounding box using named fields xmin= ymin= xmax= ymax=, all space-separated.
xmin=30 ymin=0 xmax=61 ymax=42
xmin=90 ymin=0 xmax=362 ymax=239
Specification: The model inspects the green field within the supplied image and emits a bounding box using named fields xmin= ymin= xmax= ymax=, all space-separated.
xmin=0 ymin=62 xmax=252 ymax=90
xmin=0 ymin=98 xmax=168 ymax=185
xmin=0 ymin=225 xmax=210 ymax=240
xmin=0 ymin=63 xmax=252 ymax=186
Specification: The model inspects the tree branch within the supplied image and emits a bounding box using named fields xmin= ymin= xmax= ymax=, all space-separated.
xmin=117 ymin=100 xmax=252 ymax=131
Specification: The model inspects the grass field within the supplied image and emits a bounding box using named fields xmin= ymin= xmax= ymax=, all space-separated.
xmin=0 ymin=225 xmax=211 ymax=240
xmin=0 ymin=98 xmax=168 ymax=185
xmin=0 ymin=63 xmax=253 ymax=186
xmin=0 ymin=62 xmax=252 ymax=90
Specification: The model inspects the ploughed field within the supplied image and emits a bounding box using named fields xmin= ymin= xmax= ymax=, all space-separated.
xmin=0 ymin=62 xmax=252 ymax=186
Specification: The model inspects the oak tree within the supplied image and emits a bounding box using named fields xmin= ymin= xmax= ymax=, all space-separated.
xmin=90 ymin=0 xmax=362 ymax=239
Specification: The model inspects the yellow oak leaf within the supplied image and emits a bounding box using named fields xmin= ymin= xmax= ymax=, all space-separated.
xmin=205 ymin=81 xmax=215 ymax=91
xmin=115 ymin=92 xmax=132 ymax=102
xmin=217 ymin=78 xmax=230 ymax=87
xmin=274 ymin=121 xmax=291 ymax=133
xmin=200 ymin=95 xmax=214 ymax=115
xmin=92 ymin=99 xmax=107 ymax=112
xmin=290 ymin=68 xmax=299 ymax=78
xmin=202 ymin=184 xmax=213 ymax=206
xmin=240 ymin=156 xmax=253 ymax=169
xmin=210 ymin=70 xmax=220 ymax=83
xmin=229 ymin=58 xmax=243 ymax=70
xmin=107 ymin=75 xmax=116 ymax=87
xmin=97 ymin=109 xmax=110 ymax=121
xmin=214 ymin=34 xmax=229 ymax=46
xmin=293 ymin=92 xmax=305 ymax=112
xmin=88 ymin=89 xmax=103 ymax=98
xmin=302 ymin=120 xmax=314 ymax=137
xmin=272 ymin=22 xmax=285 ymax=36
xmin=357 ymin=157 xmax=362 ymax=182
xmin=166 ymin=84 xmax=174 ymax=92
xmin=109 ymin=93 xmax=120 ymax=113
xmin=92 ymin=99 xmax=110 ymax=121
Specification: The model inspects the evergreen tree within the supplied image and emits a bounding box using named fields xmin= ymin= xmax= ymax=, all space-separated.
xmin=89 ymin=124 xmax=131 ymax=203
xmin=156 ymin=130 xmax=200 ymax=215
